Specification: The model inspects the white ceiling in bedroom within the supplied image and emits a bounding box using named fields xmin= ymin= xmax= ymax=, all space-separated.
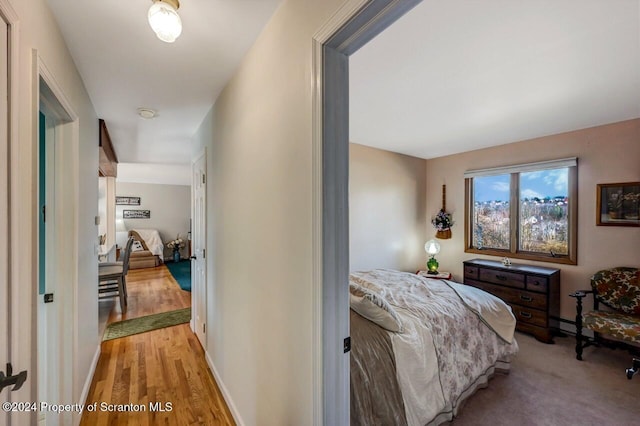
xmin=350 ymin=0 xmax=640 ymax=160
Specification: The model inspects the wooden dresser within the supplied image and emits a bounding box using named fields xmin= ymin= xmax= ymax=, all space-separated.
xmin=463 ymin=258 xmax=560 ymax=343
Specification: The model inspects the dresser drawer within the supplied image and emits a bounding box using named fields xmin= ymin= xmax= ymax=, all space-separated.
xmin=479 ymin=268 xmax=525 ymax=289
xmin=469 ymin=280 xmax=547 ymax=310
xmin=464 ymin=265 xmax=478 ymax=279
xmin=526 ymin=275 xmax=548 ymax=293
xmin=510 ymin=304 xmax=547 ymax=327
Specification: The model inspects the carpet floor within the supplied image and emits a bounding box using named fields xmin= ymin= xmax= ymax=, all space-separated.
xmin=452 ymin=332 xmax=640 ymax=425
xmin=166 ymin=259 xmax=191 ymax=291
xmin=102 ymin=308 xmax=191 ymax=341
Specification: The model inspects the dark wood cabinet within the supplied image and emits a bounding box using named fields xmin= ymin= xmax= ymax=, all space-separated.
xmin=463 ymin=258 xmax=560 ymax=343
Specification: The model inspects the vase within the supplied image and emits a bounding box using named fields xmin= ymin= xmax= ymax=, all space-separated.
xmin=173 ymin=249 xmax=181 ymax=263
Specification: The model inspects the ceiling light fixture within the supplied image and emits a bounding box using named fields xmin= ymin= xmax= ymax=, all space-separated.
xmin=148 ymin=0 xmax=182 ymax=43
xmin=137 ymin=108 xmax=157 ymax=119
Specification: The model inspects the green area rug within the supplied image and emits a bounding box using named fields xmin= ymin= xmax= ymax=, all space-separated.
xmin=166 ymin=259 xmax=191 ymax=291
xmin=102 ymin=308 xmax=191 ymax=341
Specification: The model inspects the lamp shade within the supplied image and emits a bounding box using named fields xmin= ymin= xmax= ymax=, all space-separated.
xmin=115 ymin=218 xmax=127 ymax=233
xmin=148 ymin=0 xmax=182 ymax=43
xmin=424 ymin=239 xmax=441 ymax=256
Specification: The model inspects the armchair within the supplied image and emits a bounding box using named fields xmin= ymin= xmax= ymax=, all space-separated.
xmin=570 ymin=267 xmax=640 ymax=379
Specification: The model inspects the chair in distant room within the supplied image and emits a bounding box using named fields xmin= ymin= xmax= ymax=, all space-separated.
xmin=570 ymin=267 xmax=640 ymax=379
xmin=98 ymin=237 xmax=133 ymax=310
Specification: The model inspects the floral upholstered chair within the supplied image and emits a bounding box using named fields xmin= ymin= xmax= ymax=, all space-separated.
xmin=570 ymin=267 xmax=640 ymax=379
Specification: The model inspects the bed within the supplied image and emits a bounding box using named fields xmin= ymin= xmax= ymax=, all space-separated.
xmin=350 ymin=269 xmax=519 ymax=426
xmin=127 ymin=229 xmax=164 ymax=269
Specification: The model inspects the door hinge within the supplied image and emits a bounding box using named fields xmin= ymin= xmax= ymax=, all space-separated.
xmin=343 ymin=336 xmax=351 ymax=353
xmin=42 ymin=205 xmax=46 ymax=223
xmin=203 ymin=323 xmax=206 ymax=334
xmin=202 ymin=174 xmax=206 ymax=184
xmin=202 ymin=249 xmax=205 ymax=259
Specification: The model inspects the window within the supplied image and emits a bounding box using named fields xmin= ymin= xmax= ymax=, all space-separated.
xmin=465 ymin=158 xmax=577 ymax=264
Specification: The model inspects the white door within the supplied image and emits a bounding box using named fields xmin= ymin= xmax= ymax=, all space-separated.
xmin=0 ymin=11 xmax=9 ymax=423
xmin=192 ymin=151 xmax=207 ymax=346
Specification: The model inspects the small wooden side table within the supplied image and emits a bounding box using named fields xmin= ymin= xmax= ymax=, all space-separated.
xmin=416 ymin=271 xmax=452 ymax=280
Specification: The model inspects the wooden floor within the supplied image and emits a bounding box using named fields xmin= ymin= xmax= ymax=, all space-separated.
xmin=81 ymin=265 xmax=235 ymax=426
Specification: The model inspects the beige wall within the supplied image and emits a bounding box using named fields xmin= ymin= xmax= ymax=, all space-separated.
xmin=426 ymin=118 xmax=640 ymax=321
xmin=116 ymin=182 xmax=191 ymax=259
xmin=10 ymin=0 xmax=99 ymax=422
xmin=350 ymin=143 xmax=427 ymax=272
xmin=192 ymin=0 xmax=346 ymax=424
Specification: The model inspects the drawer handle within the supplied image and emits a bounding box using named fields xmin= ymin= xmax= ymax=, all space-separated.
xmin=520 ymin=311 xmax=532 ymax=319
xmin=520 ymin=295 xmax=533 ymax=302
xmin=531 ymin=281 xmax=540 ymax=286
xmin=495 ymin=274 xmax=507 ymax=281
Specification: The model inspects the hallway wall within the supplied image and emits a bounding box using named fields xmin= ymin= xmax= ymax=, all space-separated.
xmin=191 ymin=0 xmax=347 ymax=423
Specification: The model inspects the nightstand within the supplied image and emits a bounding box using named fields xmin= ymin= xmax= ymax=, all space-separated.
xmin=417 ymin=270 xmax=452 ymax=280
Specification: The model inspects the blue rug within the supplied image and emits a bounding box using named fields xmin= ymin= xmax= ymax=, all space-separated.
xmin=166 ymin=260 xmax=191 ymax=292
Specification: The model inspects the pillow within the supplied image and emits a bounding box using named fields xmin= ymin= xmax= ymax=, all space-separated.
xmin=131 ymin=240 xmax=144 ymax=252
xmin=349 ymin=283 xmax=403 ymax=333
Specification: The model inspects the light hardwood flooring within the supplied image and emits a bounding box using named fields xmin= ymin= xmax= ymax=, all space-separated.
xmin=81 ymin=265 xmax=234 ymax=426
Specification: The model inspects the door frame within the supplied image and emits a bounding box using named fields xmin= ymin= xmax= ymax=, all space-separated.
xmin=32 ymin=50 xmax=80 ymax=425
xmin=0 ymin=0 xmax=17 ymax=422
xmin=312 ymin=0 xmax=422 ymax=423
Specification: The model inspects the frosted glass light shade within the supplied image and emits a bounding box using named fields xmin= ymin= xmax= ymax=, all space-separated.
xmin=424 ymin=239 xmax=441 ymax=256
xmin=115 ymin=218 xmax=127 ymax=232
xmin=148 ymin=0 xmax=182 ymax=43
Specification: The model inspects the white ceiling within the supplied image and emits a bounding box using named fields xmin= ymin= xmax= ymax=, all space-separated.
xmin=48 ymin=0 xmax=282 ymax=164
xmin=350 ymin=0 xmax=640 ymax=159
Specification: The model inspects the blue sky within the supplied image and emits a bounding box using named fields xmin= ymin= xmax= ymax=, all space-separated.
xmin=474 ymin=169 xmax=568 ymax=202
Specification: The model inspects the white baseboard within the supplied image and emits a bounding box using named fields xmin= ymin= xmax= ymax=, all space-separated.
xmin=204 ymin=350 xmax=244 ymax=426
xmin=74 ymin=345 xmax=101 ymax=426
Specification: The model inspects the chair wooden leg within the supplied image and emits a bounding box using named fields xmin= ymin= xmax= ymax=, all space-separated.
xmin=575 ymin=295 xmax=584 ymax=360
xmin=626 ymin=358 xmax=640 ymax=380
xmin=122 ymin=276 xmax=128 ymax=303
xmin=117 ymin=277 xmax=126 ymax=311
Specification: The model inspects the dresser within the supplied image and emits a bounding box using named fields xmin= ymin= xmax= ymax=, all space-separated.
xmin=463 ymin=258 xmax=560 ymax=343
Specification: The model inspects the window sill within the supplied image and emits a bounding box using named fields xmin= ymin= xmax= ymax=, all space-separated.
xmin=464 ymin=248 xmax=577 ymax=265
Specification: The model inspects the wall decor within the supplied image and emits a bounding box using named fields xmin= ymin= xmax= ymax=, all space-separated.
xmin=432 ymin=184 xmax=453 ymax=239
xmin=597 ymin=182 xmax=640 ymax=226
xmin=116 ymin=196 xmax=141 ymax=205
xmin=123 ymin=209 xmax=151 ymax=219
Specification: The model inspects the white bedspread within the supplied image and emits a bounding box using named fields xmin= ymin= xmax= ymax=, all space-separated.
xmin=350 ymin=270 xmax=518 ymax=426
xmin=131 ymin=228 xmax=164 ymax=257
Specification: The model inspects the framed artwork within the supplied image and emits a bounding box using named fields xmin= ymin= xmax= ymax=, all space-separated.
xmin=116 ymin=196 xmax=141 ymax=205
xmin=596 ymin=182 xmax=640 ymax=226
xmin=123 ymin=209 xmax=151 ymax=219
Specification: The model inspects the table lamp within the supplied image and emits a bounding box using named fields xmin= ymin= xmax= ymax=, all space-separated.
xmin=424 ymin=239 xmax=441 ymax=274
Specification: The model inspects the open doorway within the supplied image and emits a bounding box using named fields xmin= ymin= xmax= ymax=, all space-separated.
xmin=37 ymin=65 xmax=79 ymax=425
xmin=314 ymin=0 xmax=423 ymax=422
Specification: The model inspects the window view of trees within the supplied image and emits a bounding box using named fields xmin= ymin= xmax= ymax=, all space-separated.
xmin=471 ymin=168 xmax=570 ymax=256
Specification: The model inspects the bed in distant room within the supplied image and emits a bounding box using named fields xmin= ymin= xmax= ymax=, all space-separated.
xmin=127 ymin=229 xmax=164 ymax=269
xmin=350 ymin=269 xmax=518 ymax=426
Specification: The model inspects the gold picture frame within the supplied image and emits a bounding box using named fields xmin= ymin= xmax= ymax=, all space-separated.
xmin=596 ymin=182 xmax=640 ymax=226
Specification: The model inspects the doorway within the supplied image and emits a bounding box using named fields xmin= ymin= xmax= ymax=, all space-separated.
xmin=314 ymin=0 xmax=422 ymax=423
xmin=36 ymin=61 xmax=79 ymax=425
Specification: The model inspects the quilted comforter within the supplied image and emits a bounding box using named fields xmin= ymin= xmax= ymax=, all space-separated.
xmin=350 ymin=269 xmax=519 ymax=426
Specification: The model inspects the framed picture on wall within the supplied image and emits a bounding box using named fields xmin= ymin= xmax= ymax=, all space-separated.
xmin=116 ymin=196 xmax=141 ymax=205
xmin=123 ymin=209 xmax=151 ymax=219
xmin=596 ymin=182 xmax=640 ymax=226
